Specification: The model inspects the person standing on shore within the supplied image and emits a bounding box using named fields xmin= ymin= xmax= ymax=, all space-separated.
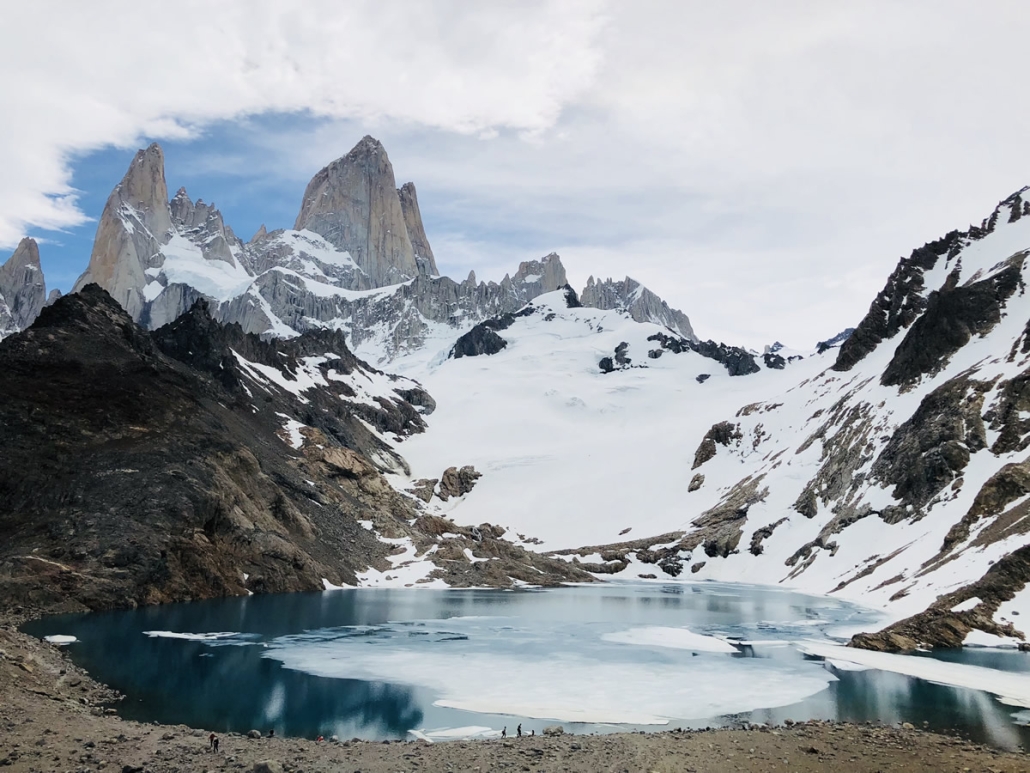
xmin=208 ymin=733 xmax=216 ymax=751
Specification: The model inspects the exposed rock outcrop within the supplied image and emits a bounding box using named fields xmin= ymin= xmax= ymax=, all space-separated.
xmin=880 ymin=258 xmax=1023 ymax=387
xmin=851 ymin=544 xmax=1030 ymax=651
xmin=0 ymin=237 xmax=46 ymax=337
xmin=450 ymin=306 xmax=535 ymax=359
xmin=437 ymin=466 xmax=482 ymax=501
xmin=691 ymin=421 xmax=742 ymax=469
xmin=648 ymin=331 xmax=760 ymax=376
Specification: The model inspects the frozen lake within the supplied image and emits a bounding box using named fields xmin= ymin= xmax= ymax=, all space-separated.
xmin=23 ymin=583 xmax=1030 ymax=749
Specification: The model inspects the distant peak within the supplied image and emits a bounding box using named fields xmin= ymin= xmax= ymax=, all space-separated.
xmin=250 ymin=224 xmax=268 ymax=244
xmin=12 ymin=237 xmax=40 ymax=267
xmin=347 ymin=135 xmax=385 ymax=159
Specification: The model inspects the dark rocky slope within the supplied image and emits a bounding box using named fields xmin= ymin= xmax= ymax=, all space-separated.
xmin=0 ymin=286 xmax=590 ymax=615
xmin=0 ymin=286 xmax=396 ymax=613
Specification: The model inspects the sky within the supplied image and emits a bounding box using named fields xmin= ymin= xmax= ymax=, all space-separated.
xmin=2 ymin=1 xmax=1030 ymax=348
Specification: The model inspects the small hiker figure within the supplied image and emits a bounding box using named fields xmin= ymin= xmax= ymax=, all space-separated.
xmin=316 ymin=735 xmax=324 ymax=743
xmin=268 ymin=729 xmax=275 ymax=738
xmin=213 ymin=736 xmax=220 ymax=752
xmin=208 ymin=733 xmax=215 ymax=751
xmin=501 ymin=726 xmax=507 ymax=739
xmin=530 ymin=729 xmax=535 ymax=737
xmin=517 ymin=724 xmax=522 ymax=738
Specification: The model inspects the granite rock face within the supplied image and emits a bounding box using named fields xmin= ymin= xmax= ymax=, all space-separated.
xmin=581 ymin=275 xmax=696 ymax=340
xmin=73 ymin=143 xmax=172 ymax=320
xmin=398 ymin=182 xmax=438 ymax=277
xmin=69 ymin=138 xmax=577 ymax=360
xmin=294 ymin=135 xmax=419 ymax=288
xmin=0 ymin=238 xmax=46 ymax=338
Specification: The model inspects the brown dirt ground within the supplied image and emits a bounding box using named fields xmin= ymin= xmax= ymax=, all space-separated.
xmin=1 ymin=623 xmax=1027 ymax=773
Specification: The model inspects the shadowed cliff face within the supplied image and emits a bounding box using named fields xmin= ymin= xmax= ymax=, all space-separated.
xmin=0 ymin=285 xmax=413 ymax=614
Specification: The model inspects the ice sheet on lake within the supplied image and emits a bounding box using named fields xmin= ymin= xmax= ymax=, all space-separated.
xmin=602 ymin=626 xmax=739 ymax=653
xmin=262 ymin=619 xmax=837 ymax=725
xmin=799 ymin=641 xmax=1030 ymax=708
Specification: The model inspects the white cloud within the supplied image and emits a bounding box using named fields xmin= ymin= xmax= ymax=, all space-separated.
xmin=0 ymin=0 xmax=606 ymax=244
xmin=4 ymin=1 xmax=1030 ymax=347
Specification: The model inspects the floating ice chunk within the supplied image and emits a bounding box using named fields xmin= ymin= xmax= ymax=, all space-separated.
xmin=143 ymin=630 xmax=249 ymax=643
xmin=413 ymin=726 xmax=501 ymax=741
xmin=798 ymin=640 xmax=1030 ymax=707
xmin=602 ymin=626 xmax=739 ymax=653
xmin=44 ymin=635 xmax=77 ymax=645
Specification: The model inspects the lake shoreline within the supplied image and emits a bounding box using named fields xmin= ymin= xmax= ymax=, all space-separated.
xmin=2 ymin=614 xmax=1027 ymax=773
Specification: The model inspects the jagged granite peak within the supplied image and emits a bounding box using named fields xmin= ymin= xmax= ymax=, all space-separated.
xmin=110 ymin=143 xmax=172 ymax=239
xmin=398 ymin=182 xmax=438 ymax=276
xmin=0 ymin=237 xmax=47 ymax=335
xmin=249 ymin=224 xmax=268 ymax=243
xmin=45 ymin=289 xmax=62 ymax=306
xmin=513 ymin=252 xmax=567 ymax=289
xmin=581 ymin=275 xmax=696 ymax=341
xmin=293 ymin=135 xmax=419 ymax=287
xmin=72 ymin=142 xmax=174 ymax=320
xmin=168 ymin=187 xmax=243 ymax=266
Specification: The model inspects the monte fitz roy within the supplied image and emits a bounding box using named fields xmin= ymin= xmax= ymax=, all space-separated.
xmin=5 ymin=135 xmax=1030 ymax=653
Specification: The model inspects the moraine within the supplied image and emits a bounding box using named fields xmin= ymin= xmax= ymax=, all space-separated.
xmin=23 ymin=583 xmax=1030 ymax=750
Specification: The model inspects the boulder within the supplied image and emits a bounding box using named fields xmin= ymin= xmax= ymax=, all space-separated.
xmin=437 ymin=465 xmax=482 ymax=501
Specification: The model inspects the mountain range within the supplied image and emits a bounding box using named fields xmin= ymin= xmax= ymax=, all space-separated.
xmin=4 ymin=137 xmax=1030 ymax=652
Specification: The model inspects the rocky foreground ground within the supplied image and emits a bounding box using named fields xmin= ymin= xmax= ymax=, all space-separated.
xmin=2 ymin=623 xmax=1027 ymax=773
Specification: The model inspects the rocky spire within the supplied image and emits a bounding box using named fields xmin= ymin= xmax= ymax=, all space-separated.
xmin=398 ymin=182 xmax=438 ymax=276
xmin=293 ymin=136 xmax=419 ymax=287
xmin=169 ymin=186 xmax=241 ymax=266
xmin=0 ymin=237 xmax=47 ymax=335
xmin=73 ymin=143 xmax=172 ymax=320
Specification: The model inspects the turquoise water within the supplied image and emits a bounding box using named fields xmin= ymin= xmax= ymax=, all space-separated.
xmin=22 ymin=582 xmax=1030 ymax=750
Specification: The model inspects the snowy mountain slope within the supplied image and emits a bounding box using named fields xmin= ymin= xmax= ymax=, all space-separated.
xmin=386 ymin=289 xmax=826 ymax=551
xmin=363 ymin=189 xmax=1030 ymax=651
xmin=44 ymin=134 xmax=1030 ymax=650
